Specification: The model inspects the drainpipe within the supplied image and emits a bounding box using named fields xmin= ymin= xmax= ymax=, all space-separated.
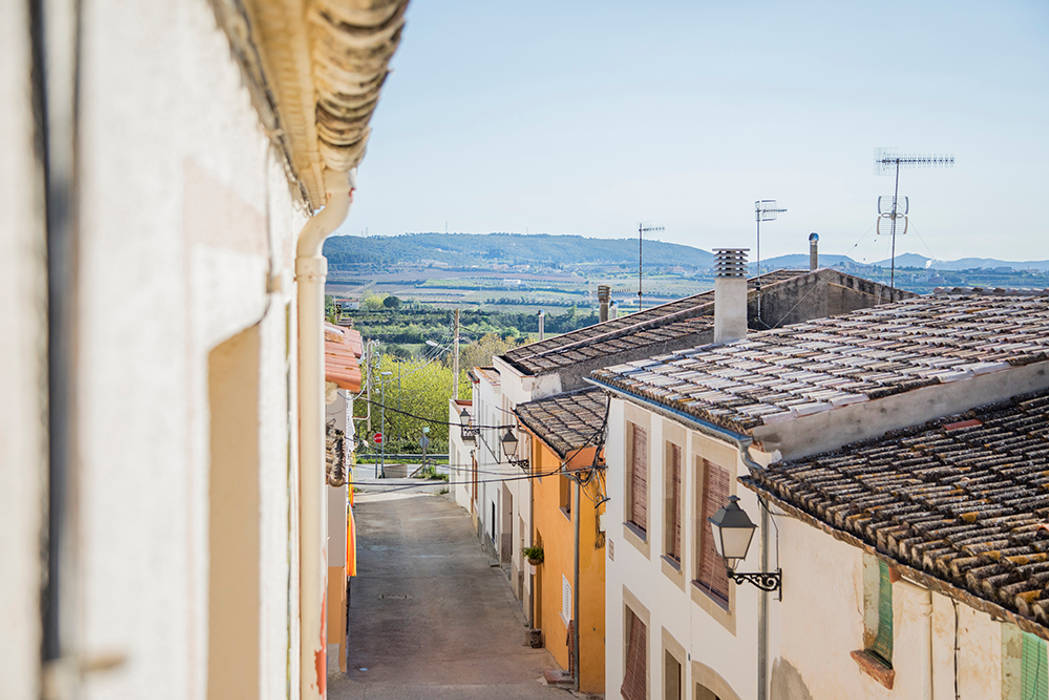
xmin=298 ymin=168 xmax=354 ymax=700
xmin=573 ymin=475 xmax=581 ymax=691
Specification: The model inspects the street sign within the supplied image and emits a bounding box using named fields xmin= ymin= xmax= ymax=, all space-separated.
xmin=419 ymin=435 xmax=430 ymax=450
xmin=373 ymin=432 xmax=383 ymax=444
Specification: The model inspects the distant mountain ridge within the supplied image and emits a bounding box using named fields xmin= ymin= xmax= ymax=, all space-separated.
xmin=325 ymin=232 xmax=1047 ymax=272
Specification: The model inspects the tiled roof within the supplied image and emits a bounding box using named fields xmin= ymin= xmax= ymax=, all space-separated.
xmin=744 ymin=391 xmax=1049 ymax=637
xmin=591 ymin=292 xmax=1049 ymax=435
xmin=324 ymin=323 xmax=362 ymax=391
xmin=514 ymin=388 xmax=608 ymax=459
xmin=502 ymin=269 xmax=807 ymax=375
xmin=473 ymin=367 xmax=500 ymax=387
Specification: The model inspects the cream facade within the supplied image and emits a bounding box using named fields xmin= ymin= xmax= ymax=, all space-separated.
xmin=3 ymin=1 xmax=404 ymax=698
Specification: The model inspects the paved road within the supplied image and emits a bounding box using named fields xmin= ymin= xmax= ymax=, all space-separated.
xmin=329 ymin=492 xmax=567 ymax=700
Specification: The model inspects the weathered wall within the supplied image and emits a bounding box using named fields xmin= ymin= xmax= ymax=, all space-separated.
xmin=74 ymin=1 xmax=306 ymax=697
xmin=0 ymin=2 xmax=45 ymax=697
xmin=530 ymin=439 xmax=606 ymax=693
xmin=448 ymin=399 xmax=474 ymax=512
xmin=774 ymin=515 xmax=1006 ymax=699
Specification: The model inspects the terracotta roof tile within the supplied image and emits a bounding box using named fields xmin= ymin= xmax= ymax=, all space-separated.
xmin=514 ymin=388 xmax=607 ymax=459
xmin=324 ymin=323 xmax=362 ymax=391
xmin=592 ymin=293 xmax=1049 ymax=435
xmin=744 ymin=391 xmax=1049 ymax=635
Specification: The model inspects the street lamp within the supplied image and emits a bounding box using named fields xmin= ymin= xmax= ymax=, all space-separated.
xmin=500 ymin=428 xmax=528 ymax=470
xmin=459 ymin=407 xmax=478 ymax=440
xmin=707 ymin=496 xmax=781 ymax=592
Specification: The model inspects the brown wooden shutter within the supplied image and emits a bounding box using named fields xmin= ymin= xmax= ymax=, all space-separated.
xmin=620 ymin=608 xmax=647 ymax=700
xmin=697 ymin=460 xmax=730 ymax=601
xmin=669 ymin=444 xmax=682 ymax=560
xmin=629 ymin=424 xmax=648 ymax=531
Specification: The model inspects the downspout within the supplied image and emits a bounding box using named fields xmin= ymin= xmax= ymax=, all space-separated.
xmin=298 ymin=168 xmax=354 ymax=700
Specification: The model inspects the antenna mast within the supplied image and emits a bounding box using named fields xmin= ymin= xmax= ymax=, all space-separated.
xmin=637 ymin=222 xmax=664 ymax=311
xmin=754 ymin=200 xmax=786 ymax=325
xmin=874 ymin=149 xmax=955 ymax=291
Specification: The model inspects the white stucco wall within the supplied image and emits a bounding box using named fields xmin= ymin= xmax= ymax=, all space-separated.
xmin=74 ymin=1 xmax=306 ymax=698
xmin=449 ymin=399 xmax=474 ymax=511
xmin=0 ymin=3 xmax=45 ymax=697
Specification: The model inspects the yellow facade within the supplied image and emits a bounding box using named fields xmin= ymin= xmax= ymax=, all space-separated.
xmin=529 ymin=434 xmax=606 ymax=694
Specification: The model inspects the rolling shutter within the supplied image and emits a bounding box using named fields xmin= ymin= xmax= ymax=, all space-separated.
xmin=1023 ymin=631 xmax=1049 ymax=700
xmin=668 ymin=444 xmax=682 ymax=560
xmin=870 ymin=561 xmax=893 ymax=664
xmin=621 ymin=608 xmax=647 ymax=700
xmin=697 ymin=460 xmax=730 ymax=601
xmin=629 ymin=424 xmax=648 ymax=531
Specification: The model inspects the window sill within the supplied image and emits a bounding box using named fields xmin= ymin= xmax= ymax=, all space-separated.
xmin=624 ymin=520 xmax=647 ymax=542
xmin=661 ymin=554 xmax=681 ymax=572
xmin=850 ymin=650 xmax=894 ymax=690
xmin=622 ymin=520 xmax=650 ymax=559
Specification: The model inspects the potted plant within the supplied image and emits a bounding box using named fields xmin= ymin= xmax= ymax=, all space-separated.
xmin=523 ymin=545 xmax=544 ymax=566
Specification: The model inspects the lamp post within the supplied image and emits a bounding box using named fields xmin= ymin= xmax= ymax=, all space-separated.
xmin=707 ymin=496 xmax=781 ymax=592
xmin=379 ymin=370 xmax=392 ymax=478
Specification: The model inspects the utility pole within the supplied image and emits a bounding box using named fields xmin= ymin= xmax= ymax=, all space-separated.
xmin=365 ymin=340 xmax=373 ymax=434
xmin=452 ymin=308 xmax=460 ymax=399
xmin=874 ymin=149 xmax=954 ymax=293
xmin=379 ymin=370 xmax=392 ymax=478
xmin=636 ymin=222 xmax=665 ymax=312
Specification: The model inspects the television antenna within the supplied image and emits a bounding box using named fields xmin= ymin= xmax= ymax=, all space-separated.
xmin=874 ymin=149 xmax=954 ymax=290
xmin=754 ymin=200 xmax=786 ymax=323
xmin=637 ymin=222 xmax=665 ymax=311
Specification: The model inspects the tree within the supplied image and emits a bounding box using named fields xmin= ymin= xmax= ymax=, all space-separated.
xmin=361 ymin=293 xmax=385 ymax=311
xmin=457 ymin=332 xmax=522 ymax=370
xmin=382 ymin=295 xmax=401 ymax=309
xmin=372 ymin=355 xmax=469 ymax=453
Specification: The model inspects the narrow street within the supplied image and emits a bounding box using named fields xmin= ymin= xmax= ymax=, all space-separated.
xmin=329 ymin=491 xmax=567 ymax=700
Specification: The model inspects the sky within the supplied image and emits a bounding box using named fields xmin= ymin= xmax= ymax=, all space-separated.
xmin=339 ymin=0 xmax=1049 ymax=262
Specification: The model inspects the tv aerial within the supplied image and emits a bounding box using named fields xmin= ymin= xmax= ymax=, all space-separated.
xmin=874 ymin=149 xmax=955 ymax=290
xmin=754 ymin=200 xmax=786 ymax=324
xmin=637 ymin=222 xmax=665 ymax=312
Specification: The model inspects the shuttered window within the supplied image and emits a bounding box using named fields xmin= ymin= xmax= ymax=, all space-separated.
xmin=696 ymin=459 xmax=730 ymax=603
xmin=628 ymin=423 xmax=648 ymax=532
xmin=869 ymin=561 xmax=893 ymax=665
xmin=621 ymin=607 xmax=647 ymax=700
xmin=664 ymin=443 xmax=682 ymax=561
xmin=1023 ymin=631 xmax=1049 ymax=700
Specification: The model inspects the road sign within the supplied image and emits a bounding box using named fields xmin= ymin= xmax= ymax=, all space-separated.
xmin=373 ymin=432 xmax=383 ymax=444
xmin=419 ymin=435 xmax=430 ymax=450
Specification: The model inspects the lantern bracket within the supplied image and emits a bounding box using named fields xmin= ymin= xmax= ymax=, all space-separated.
xmin=727 ymin=569 xmax=781 ymax=592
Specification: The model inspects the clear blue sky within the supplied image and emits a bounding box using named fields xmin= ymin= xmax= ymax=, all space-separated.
xmin=340 ymin=0 xmax=1049 ymax=262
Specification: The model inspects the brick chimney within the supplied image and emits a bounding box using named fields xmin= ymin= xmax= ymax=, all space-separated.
xmin=713 ymin=248 xmax=748 ymax=344
xmin=809 ymin=232 xmax=819 ymax=271
xmin=597 ymin=285 xmax=611 ymax=322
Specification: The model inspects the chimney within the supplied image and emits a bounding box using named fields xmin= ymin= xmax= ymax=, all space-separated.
xmin=713 ymin=248 xmax=748 ymax=344
xmin=808 ymin=232 xmax=819 ymax=271
xmin=609 ymin=300 xmax=618 ymax=320
xmin=537 ymin=309 xmax=545 ymax=341
xmin=597 ymin=285 xmax=611 ymax=322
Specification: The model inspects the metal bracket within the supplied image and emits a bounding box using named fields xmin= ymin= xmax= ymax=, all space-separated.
xmin=728 ymin=569 xmax=782 ymax=592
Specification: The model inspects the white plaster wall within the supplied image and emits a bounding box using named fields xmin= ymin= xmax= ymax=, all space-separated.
xmin=448 ymin=400 xmax=473 ymax=510
xmin=474 ymin=376 xmax=508 ymax=547
xmin=75 ymin=1 xmax=305 ymax=698
xmin=775 ymin=516 xmax=1005 ymax=700
xmin=0 ymin=3 xmax=45 ymax=697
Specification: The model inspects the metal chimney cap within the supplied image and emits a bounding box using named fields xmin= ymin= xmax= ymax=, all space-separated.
xmin=713 ymin=248 xmax=749 ymax=278
xmin=597 ymin=285 xmax=611 ymax=302
xmin=809 ymin=232 xmax=819 ymax=242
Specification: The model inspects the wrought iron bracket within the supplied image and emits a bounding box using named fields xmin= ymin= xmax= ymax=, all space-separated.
xmin=728 ymin=569 xmax=781 ymax=592
xmin=461 ymin=426 xmax=480 ymax=440
xmin=508 ymin=458 xmax=529 ymax=472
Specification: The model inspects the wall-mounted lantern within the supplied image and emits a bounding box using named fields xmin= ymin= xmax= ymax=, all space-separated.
xmin=500 ymin=428 xmax=528 ymax=470
xmin=459 ymin=407 xmax=479 ymax=440
xmin=708 ymin=496 xmax=781 ymax=592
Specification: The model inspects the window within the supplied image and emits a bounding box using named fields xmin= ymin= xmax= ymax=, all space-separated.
xmin=627 ymin=422 xmax=648 ymax=533
xmin=695 ymin=459 xmax=730 ymax=603
xmin=622 ymin=607 xmax=647 ymax=700
xmin=868 ymin=560 xmax=893 ymax=665
xmin=560 ymin=473 xmax=572 ymax=518
xmin=664 ymin=650 xmax=682 ymax=700
xmin=664 ymin=442 xmax=683 ymax=562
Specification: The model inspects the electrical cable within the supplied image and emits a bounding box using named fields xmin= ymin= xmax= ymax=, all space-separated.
xmin=355 ymin=396 xmax=516 ymax=430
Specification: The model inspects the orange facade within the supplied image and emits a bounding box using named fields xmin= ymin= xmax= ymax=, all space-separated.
xmin=528 ymin=434 xmax=606 ymax=694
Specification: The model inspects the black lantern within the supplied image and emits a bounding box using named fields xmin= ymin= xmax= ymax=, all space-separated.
xmin=707 ymin=495 xmax=781 ymax=592
xmin=459 ymin=407 xmax=478 ymax=440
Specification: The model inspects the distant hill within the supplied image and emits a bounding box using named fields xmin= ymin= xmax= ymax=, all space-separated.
xmin=870 ymin=253 xmax=1049 ymax=272
xmin=323 ymin=232 xmax=714 ymax=269
xmin=752 ymin=253 xmax=856 ymax=270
